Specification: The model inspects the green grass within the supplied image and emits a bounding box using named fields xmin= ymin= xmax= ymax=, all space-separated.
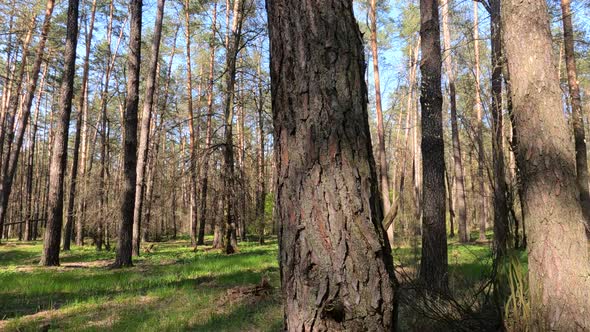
xmin=0 ymin=238 xmax=282 ymax=332
xmin=0 ymin=233 xmax=527 ymax=331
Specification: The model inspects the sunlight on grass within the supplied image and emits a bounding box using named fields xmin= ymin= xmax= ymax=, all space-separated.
xmin=0 ymin=233 xmax=527 ymax=331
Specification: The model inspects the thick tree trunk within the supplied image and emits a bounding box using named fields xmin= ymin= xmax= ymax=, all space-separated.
xmin=40 ymin=0 xmax=79 ymax=266
xmin=419 ymin=0 xmax=448 ymax=292
xmin=502 ymin=0 xmax=590 ymax=329
xmin=561 ymin=0 xmax=590 ymax=235
xmin=115 ymin=0 xmax=142 ymax=268
xmin=267 ymin=0 xmax=398 ymax=329
xmin=133 ymin=0 xmax=165 ymax=256
xmin=442 ymin=0 xmax=468 ymax=243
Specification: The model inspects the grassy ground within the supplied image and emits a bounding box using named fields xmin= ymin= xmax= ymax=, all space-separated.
xmin=0 ymin=234 xmax=524 ymax=331
xmin=0 ymin=238 xmax=282 ymax=332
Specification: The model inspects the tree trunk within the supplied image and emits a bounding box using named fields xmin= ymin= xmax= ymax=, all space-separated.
xmin=40 ymin=0 xmax=79 ymax=266
xmin=489 ymin=0 xmax=509 ymax=254
xmin=73 ymin=0 xmax=97 ymax=247
xmin=222 ymin=0 xmax=244 ymax=255
xmin=133 ymin=0 xmax=165 ymax=256
xmin=473 ymin=1 xmax=487 ymax=242
xmin=0 ymin=0 xmax=55 ymax=243
xmin=115 ymin=0 xmax=142 ymax=268
xmin=267 ymin=0 xmax=398 ymax=329
xmin=369 ymin=0 xmax=391 ymax=225
xmin=561 ymin=0 xmax=590 ymax=235
xmin=256 ymin=52 xmax=265 ymax=245
xmin=442 ymin=0 xmax=468 ymax=243
xmin=419 ymin=0 xmax=448 ymax=292
xmin=183 ymin=0 xmax=199 ymax=248
xmin=502 ymin=0 xmax=590 ymax=329
xmin=197 ymin=1 xmax=217 ymax=246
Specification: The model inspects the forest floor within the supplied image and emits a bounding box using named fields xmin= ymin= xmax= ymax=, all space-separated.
xmin=0 ymin=233 xmax=526 ymax=331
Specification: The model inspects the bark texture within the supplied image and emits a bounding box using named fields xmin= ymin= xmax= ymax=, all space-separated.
xmin=490 ymin=0 xmax=509 ymax=254
xmin=267 ymin=0 xmax=398 ymax=330
xmin=502 ymin=0 xmax=590 ymax=329
xmin=40 ymin=0 xmax=79 ymax=266
xmin=419 ymin=0 xmax=448 ymax=292
xmin=115 ymin=0 xmax=142 ymax=268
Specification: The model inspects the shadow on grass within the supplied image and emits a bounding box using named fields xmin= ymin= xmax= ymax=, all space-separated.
xmin=0 ymin=245 xmax=279 ymax=320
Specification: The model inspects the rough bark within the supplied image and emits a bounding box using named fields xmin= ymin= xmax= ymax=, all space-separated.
xmin=419 ymin=0 xmax=448 ymax=292
xmin=489 ymin=0 xmax=509 ymax=254
xmin=133 ymin=0 xmax=165 ymax=256
xmin=267 ymin=0 xmax=398 ymax=329
xmin=561 ymin=0 xmax=590 ymax=235
xmin=502 ymin=0 xmax=590 ymax=329
xmin=442 ymin=0 xmax=468 ymax=243
xmin=115 ymin=0 xmax=142 ymax=268
xmin=40 ymin=0 xmax=79 ymax=266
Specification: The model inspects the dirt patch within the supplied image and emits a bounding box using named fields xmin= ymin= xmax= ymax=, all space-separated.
xmin=218 ymin=277 xmax=274 ymax=307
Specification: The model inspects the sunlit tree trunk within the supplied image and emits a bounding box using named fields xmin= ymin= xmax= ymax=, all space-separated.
xmin=40 ymin=0 xmax=79 ymax=266
xmin=133 ymin=0 xmax=165 ymax=256
xmin=114 ymin=0 xmax=142 ymax=268
xmin=267 ymin=0 xmax=398 ymax=329
xmin=502 ymin=0 xmax=590 ymax=329
xmin=442 ymin=0 xmax=468 ymax=243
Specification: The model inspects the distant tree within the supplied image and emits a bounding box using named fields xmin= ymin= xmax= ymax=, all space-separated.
xmin=561 ymin=0 xmax=590 ymax=235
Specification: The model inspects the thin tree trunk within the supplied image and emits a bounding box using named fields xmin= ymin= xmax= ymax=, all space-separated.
xmin=222 ymin=0 xmax=244 ymax=255
xmin=24 ymin=65 xmax=46 ymax=242
xmin=183 ymin=0 xmax=199 ymax=247
xmin=489 ymin=0 xmax=509 ymax=254
xmin=561 ymin=0 xmax=590 ymax=235
xmin=473 ymin=2 xmax=487 ymax=242
xmin=114 ymin=0 xmax=142 ymax=268
xmin=369 ymin=0 xmax=391 ymax=225
xmin=40 ymin=0 xmax=79 ymax=266
xmin=502 ymin=0 xmax=590 ymax=329
xmin=132 ymin=0 xmax=165 ymax=256
xmin=419 ymin=0 xmax=448 ymax=292
xmin=197 ymin=2 xmax=217 ymax=246
xmin=72 ymin=0 xmax=98 ymax=248
xmin=255 ymin=51 xmax=265 ymax=245
xmin=0 ymin=0 xmax=55 ymax=243
xmin=442 ymin=0 xmax=468 ymax=243
xmin=267 ymin=0 xmax=398 ymax=329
